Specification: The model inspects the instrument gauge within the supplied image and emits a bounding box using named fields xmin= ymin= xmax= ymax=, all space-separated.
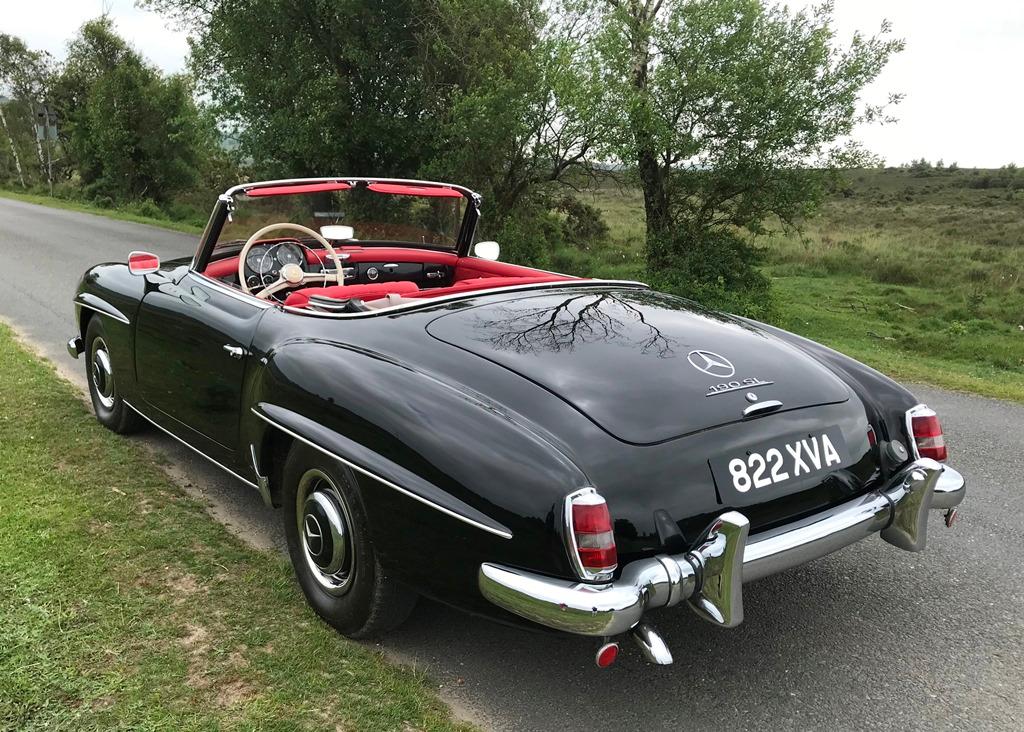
xmin=277 ymin=242 xmax=304 ymax=268
xmin=246 ymin=247 xmax=274 ymax=275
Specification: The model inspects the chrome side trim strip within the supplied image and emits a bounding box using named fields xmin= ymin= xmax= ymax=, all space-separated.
xmin=249 ymin=443 xmax=274 ymax=507
xmin=124 ymin=400 xmax=260 ymax=491
xmin=251 ymin=408 xmax=512 ymax=539
xmin=75 ymin=299 xmax=130 ymax=325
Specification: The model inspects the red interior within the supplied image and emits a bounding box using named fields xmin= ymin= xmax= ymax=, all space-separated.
xmin=202 ymin=245 xmax=579 ymax=308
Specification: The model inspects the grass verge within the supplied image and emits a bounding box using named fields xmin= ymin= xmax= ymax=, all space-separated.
xmin=0 ymin=188 xmax=203 ymax=235
xmin=0 ymin=323 xmax=473 ymax=731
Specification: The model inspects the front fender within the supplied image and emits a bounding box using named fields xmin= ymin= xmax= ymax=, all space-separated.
xmin=72 ymin=263 xmax=146 ymax=393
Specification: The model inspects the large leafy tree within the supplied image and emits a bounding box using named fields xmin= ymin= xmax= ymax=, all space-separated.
xmin=50 ymin=18 xmax=209 ymax=202
xmin=573 ymin=0 xmax=902 ymax=314
xmin=144 ymin=0 xmax=444 ymax=177
xmin=419 ymin=0 xmax=607 ymax=261
xmin=144 ymin=0 xmax=601 ymax=262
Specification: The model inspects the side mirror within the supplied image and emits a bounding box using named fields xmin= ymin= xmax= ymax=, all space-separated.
xmin=474 ymin=240 xmax=500 ymax=261
xmin=128 ymin=250 xmax=160 ymax=275
xmin=320 ymin=225 xmax=355 ymax=241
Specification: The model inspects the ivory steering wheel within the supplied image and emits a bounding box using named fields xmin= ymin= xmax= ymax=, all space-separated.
xmin=238 ymin=223 xmax=346 ymax=299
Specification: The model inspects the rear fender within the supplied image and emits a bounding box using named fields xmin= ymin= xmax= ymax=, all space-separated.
xmin=242 ymin=339 xmax=591 ymax=599
xmin=741 ymin=318 xmax=919 ymax=447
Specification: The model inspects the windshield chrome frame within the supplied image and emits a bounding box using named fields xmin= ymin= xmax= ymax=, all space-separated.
xmin=193 ymin=177 xmax=481 ymax=272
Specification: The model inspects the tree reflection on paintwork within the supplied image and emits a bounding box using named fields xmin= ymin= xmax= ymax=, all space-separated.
xmin=471 ymin=291 xmax=678 ymax=357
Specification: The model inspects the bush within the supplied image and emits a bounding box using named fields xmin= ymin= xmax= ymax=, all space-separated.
xmin=133 ymin=200 xmax=166 ymax=220
xmin=487 ymin=208 xmax=564 ymax=269
xmin=555 ymin=196 xmax=609 ymax=247
xmin=644 ymin=226 xmax=776 ymax=320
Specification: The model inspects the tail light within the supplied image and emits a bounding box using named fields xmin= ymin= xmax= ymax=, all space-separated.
xmin=564 ymin=488 xmax=617 ymax=581
xmin=908 ymin=405 xmax=947 ymax=462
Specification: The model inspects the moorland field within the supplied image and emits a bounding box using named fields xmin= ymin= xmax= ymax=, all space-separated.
xmin=552 ymin=166 xmax=1024 ymax=401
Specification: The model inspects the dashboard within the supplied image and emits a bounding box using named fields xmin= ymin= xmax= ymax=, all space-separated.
xmin=232 ymin=240 xmax=455 ymax=291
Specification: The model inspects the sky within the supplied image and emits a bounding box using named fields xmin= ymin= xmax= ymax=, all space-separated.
xmin=2 ymin=0 xmax=1021 ymax=167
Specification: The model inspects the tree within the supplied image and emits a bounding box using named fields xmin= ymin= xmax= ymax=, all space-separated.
xmin=572 ymin=0 xmax=903 ymax=315
xmin=143 ymin=0 xmax=444 ymax=178
xmin=418 ymin=0 xmax=607 ymax=263
xmin=144 ymin=0 xmax=604 ymax=264
xmin=0 ymin=34 xmax=54 ymax=188
xmin=50 ymin=18 xmax=209 ymax=203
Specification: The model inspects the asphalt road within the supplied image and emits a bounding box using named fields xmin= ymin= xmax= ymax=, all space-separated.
xmin=1 ymin=195 xmax=1022 ymax=730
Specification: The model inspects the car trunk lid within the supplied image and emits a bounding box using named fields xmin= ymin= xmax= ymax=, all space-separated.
xmin=425 ymin=287 xmax=850 ymax=445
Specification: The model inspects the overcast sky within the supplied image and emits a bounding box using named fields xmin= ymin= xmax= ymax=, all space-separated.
xmin=3 ymin=0 xmax=1021 ymax=167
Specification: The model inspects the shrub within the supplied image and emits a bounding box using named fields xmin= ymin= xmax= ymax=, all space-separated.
xmin=645 ymin=227 xmax=776 ymax=320
xmin=555 ymin=196 xmax=609 ymax=248
xmin=488 ymin=208 xmax=563 ymax=269
xmin=133 ymin=199 xmax=166 ymax=220
xmin=871 ymin=259 xmax=920 ymax=285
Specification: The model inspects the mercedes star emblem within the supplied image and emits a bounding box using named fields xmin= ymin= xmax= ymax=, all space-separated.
xmin=304 ymin=515 xmax=324 ymax=556
xmin=687 ymin=350 xmax=736 ymax=378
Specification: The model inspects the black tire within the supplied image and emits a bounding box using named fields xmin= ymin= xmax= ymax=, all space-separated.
xmin=282 ymin=442 xmax=417 ymax=638
xmin=84 ymin=316 xmax=144 ymax=434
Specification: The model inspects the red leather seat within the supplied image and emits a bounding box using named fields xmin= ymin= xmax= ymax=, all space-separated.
xmin=284 ymin=281 xmax=420 ymax=308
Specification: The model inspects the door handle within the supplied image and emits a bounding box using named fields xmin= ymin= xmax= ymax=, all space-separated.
xmin=223 ymin=344 xmax=246 ymax=359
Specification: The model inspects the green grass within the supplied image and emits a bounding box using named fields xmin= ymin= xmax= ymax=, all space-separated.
xmin=0 ymin=324 xmax=474 ymax=731
xmin=568 ymin=168 xmax=1024 ymax=403
xmin=0 ymin=188 xmax=204 ymax=235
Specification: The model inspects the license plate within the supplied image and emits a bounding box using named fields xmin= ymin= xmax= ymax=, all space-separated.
xmin=709 ymin=426 xmax=849 ymax=503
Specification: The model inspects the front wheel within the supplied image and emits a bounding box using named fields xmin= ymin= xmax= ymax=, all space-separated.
xmin=84 ymin=316 xmax=143 ymax=434
xmin=282 ymin=442 xmax=417 ymax=638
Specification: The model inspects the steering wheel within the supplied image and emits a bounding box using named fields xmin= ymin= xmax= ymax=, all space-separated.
xmin=238 ymin=223 xmax=346 ymax=300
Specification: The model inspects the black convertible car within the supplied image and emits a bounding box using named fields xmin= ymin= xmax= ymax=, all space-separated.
xmin=68 ymin=177 xmax=965 ymax=667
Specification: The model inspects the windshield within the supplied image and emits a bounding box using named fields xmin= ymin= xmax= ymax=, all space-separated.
xmin=213 ymin=182 xmax=468 ymax=256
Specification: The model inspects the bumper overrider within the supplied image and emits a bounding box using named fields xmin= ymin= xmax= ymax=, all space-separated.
xmin=479 ymin=458 xmax=965 ymax=665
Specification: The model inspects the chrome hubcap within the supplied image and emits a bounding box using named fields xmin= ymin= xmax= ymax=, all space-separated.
xmin=297 ymin=469 xmax=354 ymax=595
xmin=91 ymin=338 xmax=115 ymax=409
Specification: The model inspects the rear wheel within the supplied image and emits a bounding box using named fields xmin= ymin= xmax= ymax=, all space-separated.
xmin=282 ymin=442 xmax=417 ymax=637
xmin=85 ymin=317 xmax=143 ymax=434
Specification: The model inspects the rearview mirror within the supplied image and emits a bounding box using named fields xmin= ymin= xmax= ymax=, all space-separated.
xmin=128 ymin=250 xmax=160 ymax=275
xmin=474 ymin=240 xmax=500 ymax=261
xmin=321 ymin=225 xmax=355 ymax=241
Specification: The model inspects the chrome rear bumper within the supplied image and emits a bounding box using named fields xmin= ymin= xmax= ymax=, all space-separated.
xmin=479 ymin=459 xmax=965 ymax=661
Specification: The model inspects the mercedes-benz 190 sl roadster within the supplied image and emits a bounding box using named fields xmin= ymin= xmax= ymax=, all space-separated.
xmin=68 ymin=177 xmax=965 ymax=667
